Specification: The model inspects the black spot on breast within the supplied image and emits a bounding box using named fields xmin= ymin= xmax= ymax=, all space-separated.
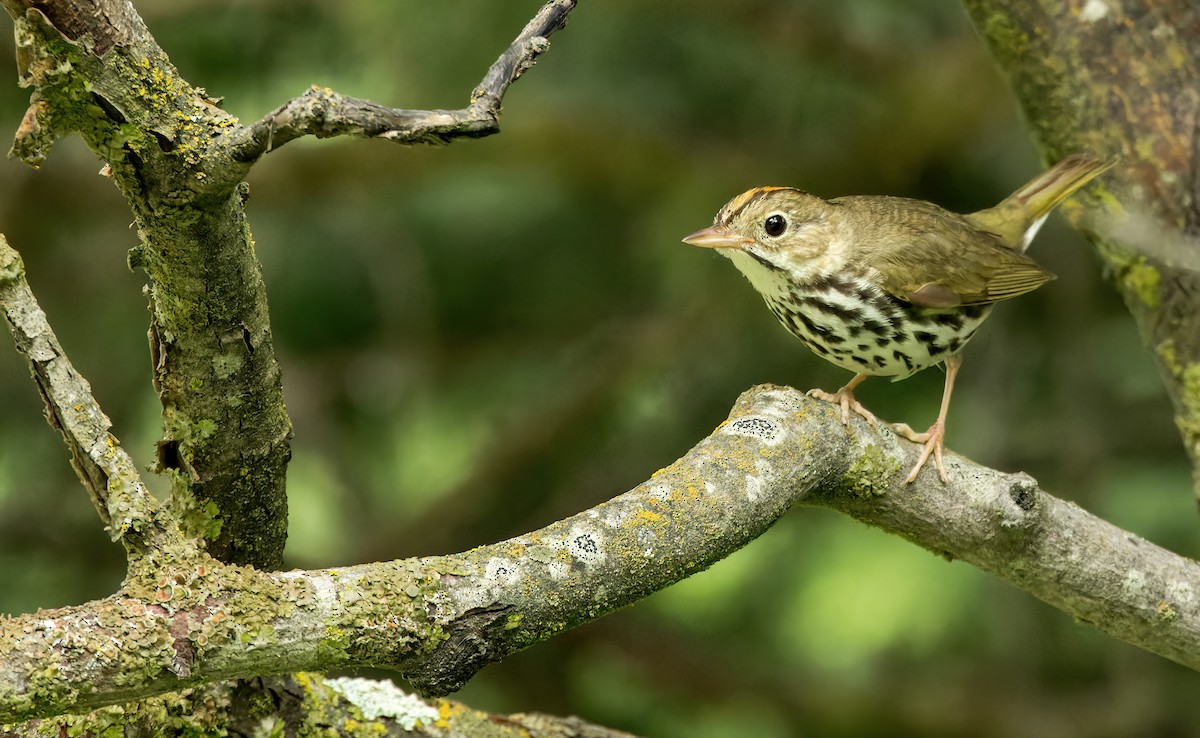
xmin=851 ymin=355 xmax=869 ymax=366
xmin=795 ymin=312 xmax=844 ymax=344
xmin=801 ymin=296 xmax=862 ymax=324
xmin=932 ymin=312 xmax=964 ymax=329
xmin=893 ymin=350 xmax=914 ymax=371
xmin=862 ymin=319 xmax=891 ymax=338
xmin=873 ymin=355 xmax=887 ymax=368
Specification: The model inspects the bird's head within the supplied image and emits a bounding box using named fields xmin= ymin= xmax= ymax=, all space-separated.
xmin=683 ymin=188 xmax=837 ymax=283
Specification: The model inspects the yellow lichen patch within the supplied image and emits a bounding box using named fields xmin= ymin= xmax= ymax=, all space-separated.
xmin=436 ymin=699 xmax=462 ymax=729
xmin=632 ymin=509 xmax=662 ymax=524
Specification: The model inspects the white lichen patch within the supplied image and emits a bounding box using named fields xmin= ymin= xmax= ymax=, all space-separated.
xmin=1079 ymin=0 xmax=1110 ymax=22
xmin=648 ymin=483 xmax=671 ymax=499
xmin=547 ymin=558 xmax=570 ymax=581
xmin=1166 ymin=581 xmax=1194 ymax=607
xmin=484 ymin=556 xmax=522 ymax=588
xmin=326 ymin=677 xmax=439 ymax=728
xmin=722 ymin=415 xmax=785 ymax=445
xmin=563 ymin=524 xmax=606 ymax=566
xmin=1123 ymin=569 xmax=1147 ymax=598
xmin=745 ymin=473 xmax=764 ymax=503
xmin=286 ymin=571 xmax=336 ymax=615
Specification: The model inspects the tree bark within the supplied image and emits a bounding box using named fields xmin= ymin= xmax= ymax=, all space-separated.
xmin=962 ymin=0 xmax=1200 ymax=501
xmin=4 ymin=381 xmax=1199 ymax=724
xmin=6 ymin=0 xmax=1200 ymax=733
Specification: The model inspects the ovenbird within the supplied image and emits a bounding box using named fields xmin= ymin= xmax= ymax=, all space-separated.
xmin=684 ymin=154 xmax=1114 ymax=483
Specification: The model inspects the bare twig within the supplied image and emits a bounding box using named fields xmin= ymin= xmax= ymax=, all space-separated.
xmin=227 ymin=0 xmax=576 ymax=162
xmin=3 ymin=386 xmax=1199 ymax=721
xmin=0 ymin=235 xmax=183 ymax=552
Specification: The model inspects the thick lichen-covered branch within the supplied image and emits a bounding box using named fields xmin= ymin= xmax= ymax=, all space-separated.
xmin=7 ymin=674 xmax=644 ymax=738
xmin=226 ymin=0 xmax=576 ymax=161
xmin=3 ymin=387 xmax=1199 ymax=722
xmin=0 ymin=234 xmax=184 ymax=553
xmin=962 ymin=0 xmax=1200 ymax=501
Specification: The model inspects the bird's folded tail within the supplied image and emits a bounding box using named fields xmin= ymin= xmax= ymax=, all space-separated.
xmin=967 ymin=154 xmax=1117 ymax=252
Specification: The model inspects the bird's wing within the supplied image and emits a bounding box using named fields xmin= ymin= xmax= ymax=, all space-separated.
xmin=841 ymin=198 xmax=1056 ymax=308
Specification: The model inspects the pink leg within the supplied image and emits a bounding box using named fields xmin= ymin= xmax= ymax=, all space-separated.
xmin=891 ymin=355 xmax=961 ymax=484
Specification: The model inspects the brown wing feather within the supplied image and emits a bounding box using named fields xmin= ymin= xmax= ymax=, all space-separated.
xmin=837 ymin=196 xmax=1056 ymax=307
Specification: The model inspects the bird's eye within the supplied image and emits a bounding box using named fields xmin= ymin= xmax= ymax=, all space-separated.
xmin=764 ymin=214 xmax=787 ymax=237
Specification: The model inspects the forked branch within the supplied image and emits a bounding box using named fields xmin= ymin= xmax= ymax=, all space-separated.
xmin=227 ymin=0 xmax=576 ymax=162
xmin=0 ymin=235 xmax=184 ymax=553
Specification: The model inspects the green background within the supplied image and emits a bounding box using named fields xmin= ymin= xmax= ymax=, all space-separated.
xmin=0 ymin=1 xmax=1195 ymax=735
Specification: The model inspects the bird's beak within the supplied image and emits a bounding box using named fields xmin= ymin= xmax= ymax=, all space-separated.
xmin=681 ymin=225 xmax=750 ymax=250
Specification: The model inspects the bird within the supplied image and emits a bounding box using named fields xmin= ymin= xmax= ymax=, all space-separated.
xmin=683 ymin=154 xmax=1114 ymax=484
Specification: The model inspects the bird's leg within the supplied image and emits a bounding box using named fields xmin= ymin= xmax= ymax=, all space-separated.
xmin=891 ymin=354 xmax=961 ymax=484
xmin=807 ymin=373 xmax=877 ymax=426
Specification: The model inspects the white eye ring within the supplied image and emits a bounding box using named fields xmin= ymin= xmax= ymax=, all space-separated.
xmin=764 ymin=212 xmax=788 ymax=237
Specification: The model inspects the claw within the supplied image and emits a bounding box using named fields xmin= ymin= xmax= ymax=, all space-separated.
xmin=806 ymin=373 xmax=877 ymax=426
xmin=893 ymin=420 xmax=948 ymax=483
xmin=808 ymin=387 xmax=878 ymax=425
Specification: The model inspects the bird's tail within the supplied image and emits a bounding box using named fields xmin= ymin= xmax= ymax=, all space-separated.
xmin=968 ymin=154 xmax=1116 ymax=251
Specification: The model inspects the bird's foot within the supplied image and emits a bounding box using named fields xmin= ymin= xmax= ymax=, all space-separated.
xmin=807 ymin=386 xmax=879 ymax=427
xmin=891 ymin=420 xmax=948 ymax=484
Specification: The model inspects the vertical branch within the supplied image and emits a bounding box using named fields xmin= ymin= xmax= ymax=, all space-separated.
xmin=5 ymin=0 xmax=292 ymax=566
xmin=963 ymin=0 xmax=1200 ymax=501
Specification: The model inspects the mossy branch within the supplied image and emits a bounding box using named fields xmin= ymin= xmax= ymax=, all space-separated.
xmin=4 ymin=386 xmax=1199 ymax=722
xmin=962 ymin=0 xmax=1200 ymax=503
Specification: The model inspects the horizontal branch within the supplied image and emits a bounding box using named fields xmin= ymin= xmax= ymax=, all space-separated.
xmin=3 ymin=386 xmax=1198 ymax=721
xmin=8 ymin=674 xmax=643 ymax=737
xmin=226 ymin=0 xmax=576 ymax=162
xmin=0 ymin=235 xmax=183 ymax=553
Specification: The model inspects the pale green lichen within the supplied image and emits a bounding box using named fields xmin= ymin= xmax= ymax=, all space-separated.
xmin=843 ymin=444 xmax=899 ymax=497
xmin=1156 ymin=339 xmax=1200 ymax=453
xmin=1121 ymin=258 xmax=1161 ymax=309
xmin=1157 ymin=600 xmax=1179 ymax=623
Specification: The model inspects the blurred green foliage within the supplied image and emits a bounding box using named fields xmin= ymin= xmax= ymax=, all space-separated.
xmin=0 ymin=1 xmax=1197 ymax=736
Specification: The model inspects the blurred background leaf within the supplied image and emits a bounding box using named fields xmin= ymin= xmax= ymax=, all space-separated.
xmin=0 ymin=1 xmax=1196 ymax=736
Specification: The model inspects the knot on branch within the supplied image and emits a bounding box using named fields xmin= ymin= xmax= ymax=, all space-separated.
xmin=996 ymin=472 xmax=1041 ymax=531
xmin=404 ymin=603 xmax=512 ymax=697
